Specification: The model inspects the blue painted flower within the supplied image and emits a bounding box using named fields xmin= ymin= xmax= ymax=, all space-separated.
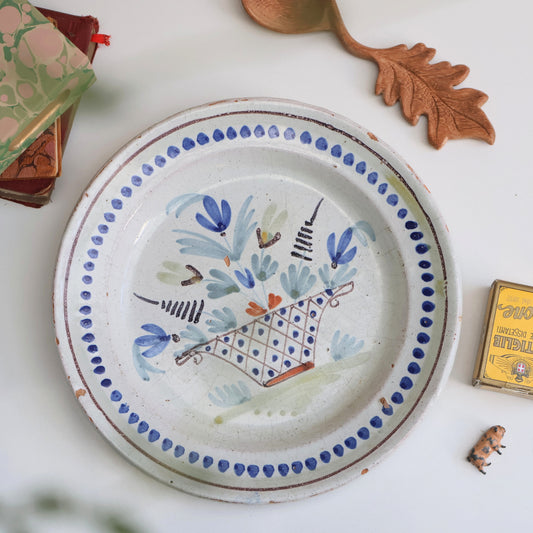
xmin=132 ymin=344 xmax=165 ymax=381
xmin=280 ymin=264 xmax=316 ymax=300
xmin=251 ymin=253 xmax=278 ymax=282
xmin=134 ymin=324 xmax=171 ymax=358
xmin=206 ymin=307 xmax=237 ymax=333
xmin=208 ymin=381 xmax=252 ymax=407
xmin=319 ymin=263 xmax=357 ymax=289
xmin=330 ymin=330 xmax=364 ymax=361
xmin=196 ymin=195 xmax=232 ymax=235
xmin=327 ymin=228 xmax=357 ymax=269
xmin=175 ymin=196 xmax=255 ymax=262
xmin=174 ymin=324 xmax=209 ymax=360
xmin=180 ymin=324 xmax=208 ymax=344
xmin=235 ymin=267 xmax=255 ymax=289
xmin=175 ymin=230 xmax=230 ymax=260
xmin=206 ymin=269 xmax=240 ymax=299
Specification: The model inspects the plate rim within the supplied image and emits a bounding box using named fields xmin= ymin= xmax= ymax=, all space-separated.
xmin=53 ymin=97 xmax=462 ymax=503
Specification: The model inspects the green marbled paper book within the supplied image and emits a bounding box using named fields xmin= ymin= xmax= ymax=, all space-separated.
xmin=0 ymin=0 xmax=96 ymax=175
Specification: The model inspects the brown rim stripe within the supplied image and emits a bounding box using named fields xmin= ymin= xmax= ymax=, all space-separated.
xmin=61 ymin=107 xmax=450 ymax=493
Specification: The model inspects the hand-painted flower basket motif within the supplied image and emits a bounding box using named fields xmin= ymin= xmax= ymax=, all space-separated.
xmin=176 ymin=282 xmax=354 ymax=387
xmin=54 ymin=99 xmax=461 ymax=504
xmin=130 ymin=186 xmax=363 ymax=390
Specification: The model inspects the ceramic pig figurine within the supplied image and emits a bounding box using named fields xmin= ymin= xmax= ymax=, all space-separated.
xmin=467 ymin=425 xmax=506 ymax=474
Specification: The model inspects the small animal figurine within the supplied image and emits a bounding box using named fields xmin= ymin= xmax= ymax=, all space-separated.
xmin=467 ymin=425 xmax=506 ymax=474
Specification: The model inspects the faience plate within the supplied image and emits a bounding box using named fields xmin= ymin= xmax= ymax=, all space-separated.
xmin=54 ymin=98 xmax=461 ymax=503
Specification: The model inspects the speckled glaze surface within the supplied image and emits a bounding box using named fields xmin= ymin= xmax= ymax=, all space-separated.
xmin=53 ymin=98 xmax=461 ymax=503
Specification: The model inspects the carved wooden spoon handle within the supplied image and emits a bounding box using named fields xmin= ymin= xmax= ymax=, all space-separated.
xmin=328 ymin=2 xmax=495 ymax=149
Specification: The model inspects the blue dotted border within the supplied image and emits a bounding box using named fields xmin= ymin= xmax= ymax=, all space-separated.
xmin=75 ymin=121 xmax=436 ymax=481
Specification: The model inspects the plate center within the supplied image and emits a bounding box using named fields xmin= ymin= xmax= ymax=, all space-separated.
xmin=108 ymin=151 xmax=408 ymax=451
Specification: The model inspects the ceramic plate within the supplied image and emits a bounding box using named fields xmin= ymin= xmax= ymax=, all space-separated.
xmin=54 ymin=98 xmax=461 ymax=503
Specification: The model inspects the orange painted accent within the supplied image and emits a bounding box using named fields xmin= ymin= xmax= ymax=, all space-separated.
xmin=246 ymin=301 xmax=267 ymax=317
xmin=224 ymin=255 xmax=231 ymax=267
xmin=268 ymin=293 xmax=282 ymax=309
xmin=361 ymin=468 xmax=369 ymax=475
xmin=265 ymin=362 xmax=314 ymax=387
xmin=75 ymin=389 xmax=86 ymax=399
xmin=379 ymin=397 xmax=390 ymax=409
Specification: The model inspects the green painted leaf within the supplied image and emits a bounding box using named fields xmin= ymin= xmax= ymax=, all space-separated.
xmin=156 ymin=272 xmax=182 ymax=286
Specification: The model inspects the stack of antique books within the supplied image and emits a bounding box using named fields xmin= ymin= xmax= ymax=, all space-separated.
xmin=0 ymin=2 xmax=108 ymax=208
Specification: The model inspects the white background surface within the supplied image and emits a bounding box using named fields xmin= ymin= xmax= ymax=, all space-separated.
xmin=1 ymin=0 xmax=531 ymax=531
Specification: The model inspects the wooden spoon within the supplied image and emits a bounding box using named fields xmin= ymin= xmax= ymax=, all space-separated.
xmin=242 ymin=0 xmax=495 ymax=149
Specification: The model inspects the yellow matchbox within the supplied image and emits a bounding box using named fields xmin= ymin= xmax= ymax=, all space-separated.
xmin=473 ymin=280 xmax=533 ymax=398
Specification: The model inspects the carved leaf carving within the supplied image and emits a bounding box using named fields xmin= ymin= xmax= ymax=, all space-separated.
xmin=372 ymin=43 xmax=495 ymax=149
